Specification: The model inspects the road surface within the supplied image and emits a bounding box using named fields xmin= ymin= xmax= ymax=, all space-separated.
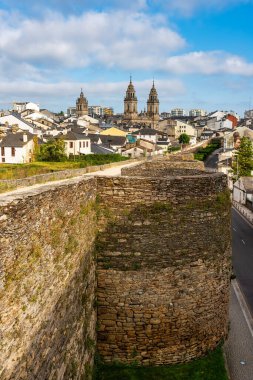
xmin=232 ymin=208 xmax=253 ymax=314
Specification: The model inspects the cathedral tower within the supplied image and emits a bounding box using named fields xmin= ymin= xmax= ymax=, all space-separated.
xmin=124 ymin=77 xmax=138 ymax=121
xmin=76 ymin=89 xmax=88 ymax=117
xmin=147 ymin=81 xmax=159 ymax=126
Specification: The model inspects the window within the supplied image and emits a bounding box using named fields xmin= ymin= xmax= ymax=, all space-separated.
xmin=1 ymin=147 xmax=4 ymax=156
xmin=79 ymin=142 xmax=81 ymax=148
xmin=69 ymin=142 xmax=73 ymax=148
xmin=86 ymin=141 xmax=89 ymax=148
xmin=2 ymin=157 xmax=5 ymax=162
xmin=11 ymin=147 xmax=15 ymax=157
xmin=83 ymin=141 xmax=85 ymax=147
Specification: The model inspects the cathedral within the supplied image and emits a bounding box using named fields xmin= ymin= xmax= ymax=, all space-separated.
xmin=123 ymin=77 xmax=160 ymax=127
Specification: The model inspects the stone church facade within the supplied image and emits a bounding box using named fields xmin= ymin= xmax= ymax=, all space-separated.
xmin=123 ymin=77 xmax=160 ymax=127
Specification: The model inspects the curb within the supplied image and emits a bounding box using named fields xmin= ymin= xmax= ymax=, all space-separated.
xmin=232 ymin=280 xmax=253 ymax=338
xmin=232 ymin=203 xmax=253 ymax=227
xmin=222 ymin=348 xmax=231 ymax=380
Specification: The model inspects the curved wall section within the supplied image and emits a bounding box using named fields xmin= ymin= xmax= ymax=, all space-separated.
xmin=96 ymin=171 xmax=231 ymax=365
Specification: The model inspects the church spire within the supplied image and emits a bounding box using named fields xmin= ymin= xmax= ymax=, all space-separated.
xmin=124 ymin=76 xmax=138 ymax=120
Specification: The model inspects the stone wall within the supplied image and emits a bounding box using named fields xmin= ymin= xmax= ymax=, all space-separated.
xmin=0 ymin=159 xmax=138 ymax=194
xmin=121 ymin=159 xmax=205 ymax=177
xmin=96 ymin=170 xmax=231 ymax=365
xmin=0 ymin=177 xmax=98 ymax=380
xmin=0 ymin=157 xmax=231 ymax=376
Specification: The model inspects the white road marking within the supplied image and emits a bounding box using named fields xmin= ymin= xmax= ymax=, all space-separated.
xmin=233 ymin=227 xmax=237 ymax=232
xmin=242 ymin=239 xmax=246 ymax=245
xmin=232 ymin=280 xmax=253 ymax=339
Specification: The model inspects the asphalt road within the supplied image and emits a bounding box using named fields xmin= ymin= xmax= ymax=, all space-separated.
xmin=204 ymin=148 xmax=223 ymax=169
xmin=232 ymin=208 xmax=253 ymax=315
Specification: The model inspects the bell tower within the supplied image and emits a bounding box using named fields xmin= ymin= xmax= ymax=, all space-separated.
xmin=147 ymin=80 xmax=159 ymax=126
xmin=124 ymin=77 xmax=138 ymax=121
xmin=76 ymin=89 xmax=88 ymax=117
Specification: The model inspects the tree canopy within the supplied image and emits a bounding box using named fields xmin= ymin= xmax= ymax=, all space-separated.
xmin=37 ymin=139 xmax=67 ymax=162
xmin=179 ymin=133 xmax=190 ymax=144
xmin=233 ymin=137 xmax=253 ymax=178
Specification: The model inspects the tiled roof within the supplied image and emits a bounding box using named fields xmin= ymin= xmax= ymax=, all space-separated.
xmin=91 ymin=143 xmax=114 ymax=154
xmin=0 ymin=132 xmax=34 ymax=147
xmin=63 ymin=131 xmax=90 ymax=141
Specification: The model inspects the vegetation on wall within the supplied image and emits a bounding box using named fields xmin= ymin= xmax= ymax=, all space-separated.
xmin=95 ymin=346 xmax=228 ymax=380
xmin=232 ymin=137 xmax=253 ymax=178
xmin=194 ymin=141 xmax=221 ymax=161
xmin=0 ymin=155 xmax=129 ymax=180
xmin=167 ymin=146 xmax=181 ymax=153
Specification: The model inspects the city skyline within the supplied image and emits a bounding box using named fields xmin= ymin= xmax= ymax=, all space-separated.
xmin=0 ymin=0 xmax=253 ymax=115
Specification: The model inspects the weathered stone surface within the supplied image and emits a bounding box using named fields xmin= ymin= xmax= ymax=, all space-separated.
xmin=0 ymin=178 xmax=97 ymax=380
xmin=96 ymin=164 xmax=231 ymax=365
xmin=0 ymin=158 xmax=232 ymax=377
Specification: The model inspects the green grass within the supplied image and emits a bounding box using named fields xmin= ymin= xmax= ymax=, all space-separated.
xmin=194 ymin=142 xmax=221 ymax=161
xmin=95 ymin=346 xmax=228 ymax=380
xmin=0 ymin=154 xmax=128 ymax=180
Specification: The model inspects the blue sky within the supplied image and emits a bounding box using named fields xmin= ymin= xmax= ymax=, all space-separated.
xmin=0 ymin=0 xmax=253 ymax=115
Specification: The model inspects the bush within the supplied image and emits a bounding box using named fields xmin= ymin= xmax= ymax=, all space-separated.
xmin=194 ymin=142 xmax=220 ymax=161
xmin=37 ymin=139 xmax=67 ymax=162
xmin=68 ymin=154 xmax=128 ymax=166
xmin=179 ymin=133 xmax=190 ymax=144
xmin=168 ymin=146 xmax=181 ymax=153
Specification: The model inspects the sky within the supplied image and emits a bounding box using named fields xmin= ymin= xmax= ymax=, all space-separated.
xmin=0 ymin=0 xmax=253 ymax=115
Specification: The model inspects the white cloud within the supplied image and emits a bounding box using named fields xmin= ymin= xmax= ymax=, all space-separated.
xmin=0 ymin=78 xmax=185 ymax=98
xmin=0 ymin=10 xmax=185 ymax=74
xmin=163 ymin=51 xmax=253 ymax=75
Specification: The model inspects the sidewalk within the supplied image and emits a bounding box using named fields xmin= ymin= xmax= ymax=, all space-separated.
xmin=233 ymin=200 xmax=253 ymax=224
xmin=224 ymin=281 xmax=253 ymax=380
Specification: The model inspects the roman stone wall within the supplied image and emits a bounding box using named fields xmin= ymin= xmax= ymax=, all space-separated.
xmin=96 ymin=171 xmax=231 ymax=365
xmin=0 ymin=157 xmax=231 ymax=376
xmin=0 ymin=159 xmax=139 ymax=193
xmin=121 ymin=159 xmax=205 ymax=177
xmin=0 ymin=177 xmax=98 ymax=380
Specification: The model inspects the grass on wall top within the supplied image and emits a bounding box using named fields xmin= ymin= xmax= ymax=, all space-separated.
xmin=0 ymin=154 xmax=128 ymax=180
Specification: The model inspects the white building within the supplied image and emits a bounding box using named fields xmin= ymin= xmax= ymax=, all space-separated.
xmin=207 ymin=117 xmax=233 ymax=131
xmin=132 ymin=128 xmax=159 ymax=143
xmin=167 ymin=120 xmax=197 ymax=139
xmin=67 ymin=107 xmax=77 ymax=117
xmin=171 ymin=108 xmax=186 ymax=117
xmin=0 ymin=132 xmax=35 ymax=163
xmin=233 ymin=177 xmax=253 ymax=205
xmin=209 ymin=110 xmax=240 ymax=121
xmin=63 ymin=131 xmax=91 ymax=157
xmin=189 ymin=109 xmax=207 ymax=117
xmin=244 ymin=109 xmax=253 ymax=119
xmin=88 ymin=105 xmax=103 ymax=117
xmin=0 ymin=114 xmax=35 ymax=133
xmin=13 ymin=102 xmax=40 ymax=113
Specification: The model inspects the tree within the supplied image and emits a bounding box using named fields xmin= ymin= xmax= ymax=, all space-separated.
xmin=233 ymin=137 xmax=253 ymax=178
xmin=37 ymin=139 xmax=67 ymax=162
xmin=179 ymin=133 xmax=190 ymax=144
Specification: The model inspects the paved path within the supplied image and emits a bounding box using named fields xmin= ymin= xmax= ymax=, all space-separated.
xmin=83 ymin=161 xmax=138 ymax=177
xmin=224 ymin=207 xmax=253 ymax=380
xmin=224 ymin=281 xmax=253 ymax=380
xmin=232 ymin=207 xmax=253 ymax=314
xmin=0 ymin=161 xmax=140 ymax=205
